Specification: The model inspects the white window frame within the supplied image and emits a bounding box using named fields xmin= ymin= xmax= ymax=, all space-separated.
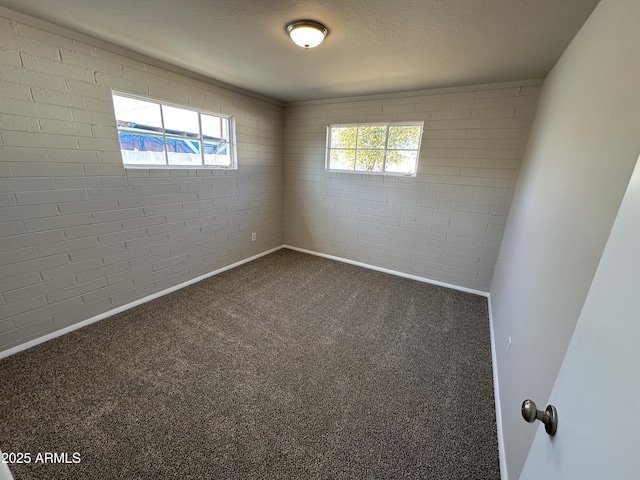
xmin=111 ymin=91 xmax=238 ymax=169
xmin=325 ymin=121 xmax=424 ymax=176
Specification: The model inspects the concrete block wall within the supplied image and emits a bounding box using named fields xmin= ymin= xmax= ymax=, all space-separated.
xmin=0 ymin=13 xmax=283 ymax=353
xmin=284 ymin=81 xmax=541 ymax=291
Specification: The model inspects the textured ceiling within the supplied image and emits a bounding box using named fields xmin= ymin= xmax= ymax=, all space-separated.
xmin=0 ymin=0 xmax=600 ymax=102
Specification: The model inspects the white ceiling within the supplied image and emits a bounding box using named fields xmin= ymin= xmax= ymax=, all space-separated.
xmin=0 ymin=0 xmax=600 ymax=103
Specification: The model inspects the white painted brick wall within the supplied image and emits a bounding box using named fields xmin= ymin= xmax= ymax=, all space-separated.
xmin=0 ymin=13 xmax=283 ymax=353
xmin=284 ymin=81 xmax=541 ymax=291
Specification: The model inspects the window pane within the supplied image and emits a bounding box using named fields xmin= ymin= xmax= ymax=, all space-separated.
xmin=166 ymin=137 xmax=202 ymax=166
xmin=202 ymin=114 xmax=229 ymax=141
xmin=117 ymin=131 xmax=166 ymax=165
xmin=388 ymin=125 xmax=422 ymax=149
xmin=385 ymin=150 xmax=418 ymax=174
xmin=355 ymin=150 xmax=384 ymax=172
xmin=331 ymin=127 xmax=357 ymax=149
xmin=112 ymin=95 xmax=162 ymax=129
xmin=203 ymin=141 xmax=231 ymax=166
xmin=357 ymin=126 xmax=386 ymax=149
xmin=330 ymin=150 xmax=355 ymax=170
xmin=162 ymin=105 xmax=200 ymax=136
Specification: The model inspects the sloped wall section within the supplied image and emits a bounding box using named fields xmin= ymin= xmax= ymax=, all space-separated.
xmin=490 ymin=0 xmax=640 ymax=476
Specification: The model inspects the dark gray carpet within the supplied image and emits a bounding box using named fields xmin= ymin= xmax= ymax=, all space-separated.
xmin=0 ymin=249 xmax=499 ymax=479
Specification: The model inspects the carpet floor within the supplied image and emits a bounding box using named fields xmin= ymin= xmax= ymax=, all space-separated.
xmin=0 ymin=249 xmax=500 ymax=479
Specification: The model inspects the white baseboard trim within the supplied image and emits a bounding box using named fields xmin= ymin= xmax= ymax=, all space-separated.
xmin=3 ymin=243 xmax=490 ymax=349
xmin=0 ymin=246 xmax=283 ymax=360
xmin=283 ymin=245 xmax=489 ymax=297
xmin=487 ymin=294 xmax=508 ymax=480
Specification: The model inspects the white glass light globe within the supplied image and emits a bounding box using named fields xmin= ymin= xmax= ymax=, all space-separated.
xmin=287 ymin=21 xmax=327 ymax=49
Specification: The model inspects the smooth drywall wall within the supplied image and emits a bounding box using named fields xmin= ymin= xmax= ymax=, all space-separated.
xmin=520 ymin=153 xmax=640 ymax=479
xmin=284 ymin=82 xmax=541 ymax=292
xmin=0 ymin=11 xmax=283 ymax=354
xmin=490 ymin=0 xmax=640 ymax=476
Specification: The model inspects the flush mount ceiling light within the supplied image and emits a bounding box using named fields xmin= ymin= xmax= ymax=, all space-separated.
xmin=286 ymin=20 xmax=328 ymax=49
